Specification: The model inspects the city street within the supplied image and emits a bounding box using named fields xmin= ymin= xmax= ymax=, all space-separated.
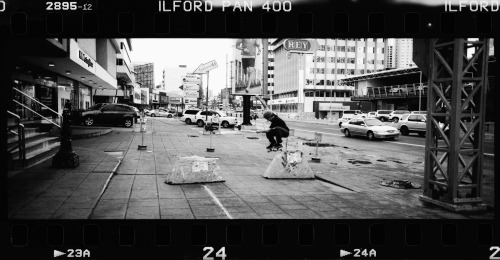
xmin=8 ymin=117 xmax=494 ymax=219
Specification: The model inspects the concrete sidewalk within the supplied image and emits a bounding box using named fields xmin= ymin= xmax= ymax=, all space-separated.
xmin=8 ymin=119 xmax=494 ymax=219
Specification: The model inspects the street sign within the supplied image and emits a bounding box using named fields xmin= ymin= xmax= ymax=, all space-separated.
xmin=193 ymin=60 xmax=218 ymax=74
xmin=314 ymin=132 xmax=322 ymax=142
xmin=183 ymin=73 xmax=201 ymax=83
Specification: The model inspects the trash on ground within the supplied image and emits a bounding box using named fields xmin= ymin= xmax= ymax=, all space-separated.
xmin=380 ymin=179 xmax=421 ymax=189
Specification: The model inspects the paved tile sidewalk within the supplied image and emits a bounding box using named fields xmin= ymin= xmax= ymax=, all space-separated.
xmin=8 ymin=147 xmax=119 ymax=219
xmin=8 ymin=118 xmax=494 ymax=219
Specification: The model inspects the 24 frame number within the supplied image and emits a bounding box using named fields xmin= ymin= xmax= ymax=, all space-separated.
xmin=491 ymin=246 xmax=500 ymax=260
xmin=203 ymin=247 xmax=226 ymax=260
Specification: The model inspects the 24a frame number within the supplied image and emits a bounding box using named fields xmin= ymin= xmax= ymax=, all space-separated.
xmin=203 ymin=247 xmax=226 ymax=260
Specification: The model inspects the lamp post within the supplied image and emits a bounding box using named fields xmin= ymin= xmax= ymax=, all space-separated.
xmin=52 ymin=100 xmax=79 ymax=168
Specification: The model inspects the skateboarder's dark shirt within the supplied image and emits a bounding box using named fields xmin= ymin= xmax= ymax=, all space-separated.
xmin=269 ymin=116 xmax=289 ymax=131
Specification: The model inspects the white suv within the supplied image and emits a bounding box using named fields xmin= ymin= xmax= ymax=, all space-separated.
xmin=181 ymin=109 xmax=201 ymax=125
xmin=388 ymin=110 xmax=410 ymax=123
xmin=194 ymin=110 xmax=238 ymax=128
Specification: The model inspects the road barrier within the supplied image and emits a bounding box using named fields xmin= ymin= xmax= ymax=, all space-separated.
xmin=263 ymin=149 xmax=315 ymax=179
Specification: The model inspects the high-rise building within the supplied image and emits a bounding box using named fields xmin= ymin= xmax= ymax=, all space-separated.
xmin=385 ymin=45 xmax=395 ymax=69
xmin=271 ymin=38 xmax=389 ymax=118
xmin=394 ymin=39 xmax=416 ymax=69
xmin=266 ymin=38 xmax=276 ymax=98
xmin=133 ymin=62 xmax=155 ymax=90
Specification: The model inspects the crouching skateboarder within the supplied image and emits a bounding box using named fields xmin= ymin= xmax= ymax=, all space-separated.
xmin=256 ymin=111 xmax=289 ymax=150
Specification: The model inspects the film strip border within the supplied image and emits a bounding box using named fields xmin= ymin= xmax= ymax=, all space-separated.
xmin=7 ymin=220 xmax=499 ymax=259
xmin=0 ymin=1 xmax=497 ymax=36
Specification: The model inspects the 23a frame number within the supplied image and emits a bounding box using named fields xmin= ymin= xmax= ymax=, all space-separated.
xmin=491 ymin=246 xmax=500 ymax=260
xmin=203 ymin=247 xmax=226 ymax=260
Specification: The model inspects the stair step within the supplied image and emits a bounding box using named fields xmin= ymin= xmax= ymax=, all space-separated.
xmin=7 ymin=132 xmax=51 ymax=149
xmin=9 ymin=137 xmax=60 ymax=156
xmin=10 ymin=142 xmax=61 ymax=169
xmin=7 ymin=127 xmax=39 ymax=138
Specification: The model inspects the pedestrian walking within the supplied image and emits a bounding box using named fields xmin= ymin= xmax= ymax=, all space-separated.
xmin=256 ymin=110 xmax=289 ymax=150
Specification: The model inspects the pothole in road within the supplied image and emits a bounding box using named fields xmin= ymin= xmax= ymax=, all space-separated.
xmin=188 ymin=135 xmax=199 ymax=137
xmin=391 ymin=160 xmax=404 ymax=164
xmin=302 ymin=142 xmax=338 ymax=147
xmin=347 ymin=160 xmax=372 ymax=165
xmin=247 ymin=137 xmax=259 ymax=139
xmin=377 ymin=160 xmax=387 ymax=162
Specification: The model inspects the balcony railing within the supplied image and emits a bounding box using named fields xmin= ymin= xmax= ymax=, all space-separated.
xmin=353 ymin=83 xmax=428 ymax=99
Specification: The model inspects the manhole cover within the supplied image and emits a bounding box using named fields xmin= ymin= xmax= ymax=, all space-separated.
xmin=302 ymin=142 xmax=337 ymax=147
xmin=247 ymin=137 xmax=259 ymax=139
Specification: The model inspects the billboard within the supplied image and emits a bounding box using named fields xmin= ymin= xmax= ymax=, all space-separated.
xmin=232 ymin=38 xmax=263 ymax=96
xmin=140 ymin=88 xmax=149 ymax=104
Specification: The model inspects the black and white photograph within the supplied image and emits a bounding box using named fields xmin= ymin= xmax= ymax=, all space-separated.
xmin=6 ymin=38 xmax=495 ymax=219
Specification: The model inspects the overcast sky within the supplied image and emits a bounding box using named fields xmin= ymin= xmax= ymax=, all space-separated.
xmin=130 ymin=38 xmax=234 ymax=93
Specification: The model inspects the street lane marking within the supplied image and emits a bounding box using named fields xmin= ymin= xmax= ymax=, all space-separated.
xmin=384 ymin=141 xmax=424 ymax=148
xmin=203 ymin=185 xmax=233 ymax=219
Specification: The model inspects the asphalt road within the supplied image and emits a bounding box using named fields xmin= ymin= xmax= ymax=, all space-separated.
xmin=285 ymin=121 xmax=495 ymax=156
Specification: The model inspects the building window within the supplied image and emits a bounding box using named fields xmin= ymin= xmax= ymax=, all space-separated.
xmin=367 ymin=47 xmax=375 ymax=53
xmin=319 ymin=45 xmax=325 ymax=51
xmin=315 ymin=91 xmax=320 ymax=97
xmin=336 ymin=57 xmax=345 ymax=63
xmin=347 ymin=46 xmax=356 ymax=52
xmin=120 ymin=42 xmax=125 ymax=50
xmin=367 ymin=59 xmax=375 ymax=64
xmin=347 ymin=58 xmax=355 ymax=64
xmin=117 ymin=59 xmax=124 ymax=65
xmin=346 ymin=69 xmax=355 ymax=75
xmin=336 ymin=46 xmax=345 ymax=52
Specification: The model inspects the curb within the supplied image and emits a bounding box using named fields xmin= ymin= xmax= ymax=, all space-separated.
xmin=71 ymin=127 xmax=113 ymax=139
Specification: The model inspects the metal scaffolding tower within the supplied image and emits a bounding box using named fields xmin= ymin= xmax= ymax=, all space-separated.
xmin=419 ymin=38 xmax=490 ymax=211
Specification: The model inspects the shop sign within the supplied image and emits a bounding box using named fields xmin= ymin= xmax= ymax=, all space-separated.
xmin=318 ymin=103 xmax=349 ymax=111
xmin=70 ymin=40 xmax=97 ymax=74
xmin=169 ymin=97 xmax=182 ymax=104
xmin=184 ymin=98 xmax=197 ymax=105
xmin=283 ymin=39 xmax=318 ymax=54
xmin=79 ymin=50 xmax=94 ymax=68
xmin=160 ymin=96 xmax=168 ymax=103
xmin=285 ymin=97 xmax=298 ymax=103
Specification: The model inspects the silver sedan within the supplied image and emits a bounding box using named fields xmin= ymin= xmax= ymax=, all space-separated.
xmin=341 ymin=118 xmax=400 ymax=140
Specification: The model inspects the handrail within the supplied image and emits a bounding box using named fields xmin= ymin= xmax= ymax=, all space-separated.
xmin=13 ymin=87 xmax=62 ymax=118
xmin=12 ymin=100 xmax=61 ymax=128
xmin=7 ymin=110 xmax=26 ymax=167
xmin=8 ymin=110 xmax=20 ymax=119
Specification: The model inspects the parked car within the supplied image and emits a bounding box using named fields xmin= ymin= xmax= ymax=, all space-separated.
xmin=193 ymin=110 xmax=238 ymax=128
xmin=388 ymin=110 xmax=410 ymax=123
xmin=398 ymin=114 xmax=426 ymax=136
xmin=148 ymin=108 xmax=174 ymax=118
xmin=341 ymin=117 xmax=400 ymax=140
xmin=180 ymin=109 xmax=201 ymax=124
xmin=75 ymin=103 xmax=140 ymax=128
xmin=411 ymin=111 xmax=427 ymax=115
xmin=366 ymin=111 xmax=377 ymax=118
xmin=376 ymin=110 xmax=393 ymax=122
xmin=338 ymin=114 xmax=354 ymax=128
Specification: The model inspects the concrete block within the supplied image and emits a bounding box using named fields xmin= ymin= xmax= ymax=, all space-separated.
xmin=263 ymin=149 xmax=315 ymax=179
xmin=166 ymin=156 xmax=224 ymax=184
